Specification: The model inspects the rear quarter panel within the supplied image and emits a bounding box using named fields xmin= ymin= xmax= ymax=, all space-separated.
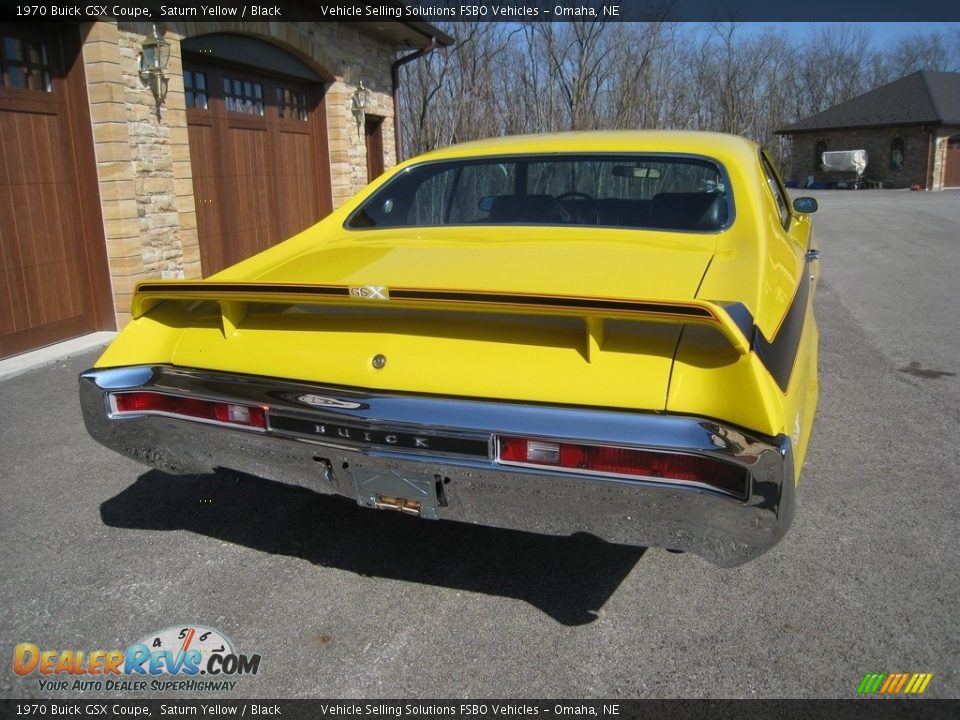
xmin=673 ymin=148 xmax=818 ymax=474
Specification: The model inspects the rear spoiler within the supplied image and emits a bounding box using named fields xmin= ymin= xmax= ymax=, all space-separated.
xmin=132 ymin=281 xmax=753 ymax=357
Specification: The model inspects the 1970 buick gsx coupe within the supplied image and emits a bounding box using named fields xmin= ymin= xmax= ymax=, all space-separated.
xmin=81 ymin=131 xmax=819 ymax=567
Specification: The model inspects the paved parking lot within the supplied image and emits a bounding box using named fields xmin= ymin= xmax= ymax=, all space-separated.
xmin=1 ymin=190 xmax=958 ymax=699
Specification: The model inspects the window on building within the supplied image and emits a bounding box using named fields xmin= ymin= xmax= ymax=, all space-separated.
xmin=223 ymin=76 xmax=264 ymax=115
xmin=814 ymin=141 xmax=827 ymax=171
xmin=890 ymin=137 xmax=905 ymax=171
xmin=0 ymin=36 xmax=52 ymax=91
xmin=184 ymin=70 xmax=208 ymax=110
xmin=276 ymin=87 xmax=308 ymax=121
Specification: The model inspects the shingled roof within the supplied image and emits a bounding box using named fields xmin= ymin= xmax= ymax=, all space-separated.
xmin=776 ymin=70 xmax=960 ymax=134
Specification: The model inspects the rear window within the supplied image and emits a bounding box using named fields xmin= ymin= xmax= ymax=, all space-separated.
xmin=347 ymin=154 xmax=732 ymax=232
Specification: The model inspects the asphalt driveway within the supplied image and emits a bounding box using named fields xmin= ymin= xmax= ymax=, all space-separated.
xmin=1 ymin=190 xmax=958 ymax=699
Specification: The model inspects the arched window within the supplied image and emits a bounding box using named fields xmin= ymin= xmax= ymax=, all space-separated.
xmin=890 ymin=137 xmax=905 ymax=171
xmin=815 ymin=141 xmax=827 ymax=171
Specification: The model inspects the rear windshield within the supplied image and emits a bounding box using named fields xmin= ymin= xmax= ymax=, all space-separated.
xmin=346 ymin=154 xmax=732 ymax=232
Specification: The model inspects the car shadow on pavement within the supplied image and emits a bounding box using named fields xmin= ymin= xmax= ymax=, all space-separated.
xmin=100 ymin=471 xmax=646 ymax=626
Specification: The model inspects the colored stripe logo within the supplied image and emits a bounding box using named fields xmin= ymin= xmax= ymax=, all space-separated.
xmin=857 ymin=673 xmax=933 ymax=695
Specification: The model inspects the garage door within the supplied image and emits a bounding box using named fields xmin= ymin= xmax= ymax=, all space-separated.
xmin=184 ymin=54 xmax=333 ymax=276
xmin=0 ymin=25 xmax=112 ymax=358
xmin=944 ymin=136 xmax=960 ymax=189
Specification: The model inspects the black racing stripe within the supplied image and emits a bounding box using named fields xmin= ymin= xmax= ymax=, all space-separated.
xmin=138 ymin=281 xmax=809 ymax=387
xmin=138 ymin=283 xmax=714 ymax=319
xmin=715 ymin=301 xmax=755 ymax=341
xmin=390 ymin=289 xmax=714 ymax=318
xmin=137 ymin=283 xmax=348 ymax=297
xmin=752 ymin=271 xmax=811 ymax=392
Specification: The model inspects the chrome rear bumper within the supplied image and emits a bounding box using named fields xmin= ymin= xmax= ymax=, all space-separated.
xmin=80 ymin=365 xmax=795 ymax=567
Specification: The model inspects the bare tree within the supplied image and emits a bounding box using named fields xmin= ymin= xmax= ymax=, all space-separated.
xmin=532 ymin=21 xmax=618 ymax=130
xmin=605 ymin=23 xmax=687 ymax=130
xmin=396 ymin=21 xmax=960 ymax=164
xmin=790 ymin=25 xmax=874 ymax=117
xmin=884 ymin=31 xmax=960 ymax=76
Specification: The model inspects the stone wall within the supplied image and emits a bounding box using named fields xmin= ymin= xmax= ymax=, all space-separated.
xmin=117 ymin=25 xmax=186 ymax=283
xmin=785 ymin=126 xmax=937 ymax=190
xmin=81 ymin=19 xmax=402 ymax=327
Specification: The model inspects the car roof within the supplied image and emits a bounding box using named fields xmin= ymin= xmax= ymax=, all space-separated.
xmin=410 ymin=130 xmax=761 ymax=164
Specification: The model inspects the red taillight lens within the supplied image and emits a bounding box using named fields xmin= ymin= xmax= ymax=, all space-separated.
xmin=111 ymin=391 xmax=266 ymax=430
xmin=498 ymin=436 xmax=746 ymax=497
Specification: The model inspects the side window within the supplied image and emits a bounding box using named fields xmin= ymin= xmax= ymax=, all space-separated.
xmin=760 ymin=153 xmax=791 ymax=230
xmin=406 ymin=168 xmax=456 ymax=225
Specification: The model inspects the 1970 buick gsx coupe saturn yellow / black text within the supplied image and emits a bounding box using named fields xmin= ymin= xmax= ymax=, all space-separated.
xmin=81 ymin=131 xmax=819 ymax=567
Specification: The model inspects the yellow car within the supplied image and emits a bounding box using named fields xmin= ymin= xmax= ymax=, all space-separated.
xmin=80 ymin=131 xmax=819 ymax=567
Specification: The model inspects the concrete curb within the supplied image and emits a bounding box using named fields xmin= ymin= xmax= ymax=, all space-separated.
xmin=0 ymin=332 xmax=116 ymax=382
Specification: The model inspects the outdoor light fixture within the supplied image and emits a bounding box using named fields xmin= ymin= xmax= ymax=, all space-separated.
xmin=351 ymin=80 xmax=369 ymax=136
xmin=139 ymin=24 xmax=170 ymax=111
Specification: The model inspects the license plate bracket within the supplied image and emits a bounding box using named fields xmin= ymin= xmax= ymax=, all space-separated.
xmin=352 ymin=465 xmax=439 ymax=519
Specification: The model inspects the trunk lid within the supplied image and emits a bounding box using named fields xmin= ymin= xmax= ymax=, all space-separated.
xmin=246 ymin=227 xmax=712 ymax=302
xmin=115 ymin=229 xmax=720 ymax=412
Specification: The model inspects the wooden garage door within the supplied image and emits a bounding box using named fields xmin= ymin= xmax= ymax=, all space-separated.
xmin=184 ymin=58 xmax=332 ymax=276
xmin=944 ymin=136 xmax=960 ymax=189
xmin=0 ymin=25 xmax=112 ymax=358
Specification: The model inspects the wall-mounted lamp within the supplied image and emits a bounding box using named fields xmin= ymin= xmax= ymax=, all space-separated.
xmin=139 ymin=24 xmax=170 ymax=113
xmin=351 ymin=81 xmax=369 ymax=136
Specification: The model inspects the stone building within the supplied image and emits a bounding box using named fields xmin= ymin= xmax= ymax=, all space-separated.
xmin=776 ymin=70 xmax=960 ymax=191
xmin=0 ymin=18 xmax=451 ymax=359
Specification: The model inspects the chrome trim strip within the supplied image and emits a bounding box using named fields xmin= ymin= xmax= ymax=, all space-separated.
xmin=80 ymin=365 xmax=795 ymax=567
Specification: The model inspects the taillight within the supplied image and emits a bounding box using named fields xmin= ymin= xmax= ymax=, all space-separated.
xmin=110 ymin=391 xmax=267 ymax=430
xmin=498 ymin=436 xmax=747 ymax=498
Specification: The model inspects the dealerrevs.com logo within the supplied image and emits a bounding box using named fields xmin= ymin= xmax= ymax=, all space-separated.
xmin=13 ymin=625 xmax=261 ymax=692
